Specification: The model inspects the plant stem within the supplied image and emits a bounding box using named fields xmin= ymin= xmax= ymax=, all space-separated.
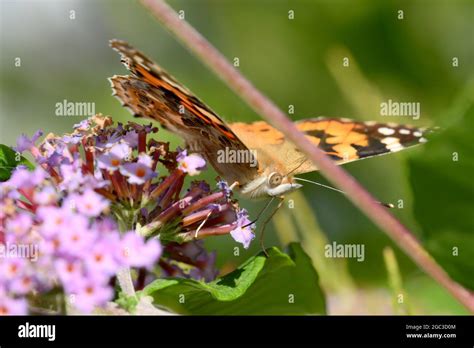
xmin=139 ymin=0 xmax=474 ymax=312
xmin=117 ymin=221 xmax=174 ymax=315
xmin=116 ymin=267 xmax=136 ymax=298
xmin=383 ymin=247 xmax=411 ymax=314
xmin=116 ymin=216 xmax=138 ymax=299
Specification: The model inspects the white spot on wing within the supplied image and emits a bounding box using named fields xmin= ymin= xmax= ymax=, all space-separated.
xmin=399 ymin=129 xmax=411 ymax=135
xmin=381 ymin=137 xmax=399 ymax=145
xmin=413 ymin=131 xmax=422 ymax=137
xmin=388 ymin=143 xmax=404 ymax=152
xmin=378 ymin=127 xmax=395 ymax=136
xmin=381 ymin=137 xmax=404 ymax=152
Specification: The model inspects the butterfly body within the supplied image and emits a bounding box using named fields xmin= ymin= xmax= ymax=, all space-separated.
xmin=109 ymin=40 xmax=432 ymax=199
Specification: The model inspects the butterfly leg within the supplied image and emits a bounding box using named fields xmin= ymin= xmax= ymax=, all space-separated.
xmin=243 ymin=196 xmax=275 ymax=229
xmin=259 ymin=196 xmax=285 ymax=257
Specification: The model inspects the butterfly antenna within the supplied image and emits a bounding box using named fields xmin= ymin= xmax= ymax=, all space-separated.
xmin=293 ymin=177 xmax=394 ymax=208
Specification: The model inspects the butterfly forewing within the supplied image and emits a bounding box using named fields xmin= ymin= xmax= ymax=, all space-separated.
xmin=109 ymin=39 xmax=259 ymax=185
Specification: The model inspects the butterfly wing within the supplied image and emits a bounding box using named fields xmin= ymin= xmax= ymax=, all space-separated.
xmin=229 ymin=121 xmax=306 ymax=176
xmin=109 ymin=40 xmax=258 ymax=185
xmin=230 ymin=117 xmax=431 ymax=175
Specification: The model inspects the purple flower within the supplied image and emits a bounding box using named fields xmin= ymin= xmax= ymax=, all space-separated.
xmin=230 ymin=209 xmax=255 ymax=249
xmin=33 ymin=186 xmax=58 ymax=205
xmin=14 ymin=130 xmax=43 ymax=153
xmin=70 ymin=279 xmax=113 ymax=313
xmin=177 ymin=150 xmax=206 ymax=176
xmin=96 ymin=131 xmax=122 ymax=150
xmin=54 ymin=259 xmax=84 ymax=291
xmin=5 ymin=213 xmax=32 ymax=236
xmin=37 ymin=207 xmax=77 ymax=238
xmin=0 ymin=258 xmax=27 ymax=282
xmin=120 ymin=154 xmax=156 ymax=184
xmin=39 ymin=140 xmax=71 ymax=166
xmin=117 ymin=232 xmax=162 ymax=269
xmin=61 ymin=133 xmax=83 ymax=145
xmin=70 ymin=189 xmax=109 ymax=217
xmin=59 ymin=163 xmax=86 ymax=191
xmin=236 ymin=209 xmax=253 ymax=225
xmin=7 ymin=167 xmax=46 ymax=190
xmin=230 ymin=225 xmax=255 ymax=249
xmin=9 ymin=274 xmax=35 ymax=295
xmin=84 ymin=239 xmax=118 ymax=276
xmin=97 ymin=143 xmax=131 ymax=172
xmin=91 ymin=218 xmax=117 ymax=234
xmin=0 ymin=296 xmax=28 ymax=315
xmin=57 ymin=218 xmax=95 ymax=256
xmin=122 ymin=131 xmax=139 ymax=148
xmin=73 ymin=119 xmax=90 ymax=131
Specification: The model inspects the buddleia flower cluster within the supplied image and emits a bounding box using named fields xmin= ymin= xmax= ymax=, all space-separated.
xmin=0 ymin=114 xmax=255 ymax=314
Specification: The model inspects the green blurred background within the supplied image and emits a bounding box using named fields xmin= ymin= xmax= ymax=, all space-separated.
xmin=1 ymin=0 xmax=472 ymax=314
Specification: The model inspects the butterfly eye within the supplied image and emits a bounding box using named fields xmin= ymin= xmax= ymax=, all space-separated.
xmin=268 ymin=172 xmax=283 ymax=188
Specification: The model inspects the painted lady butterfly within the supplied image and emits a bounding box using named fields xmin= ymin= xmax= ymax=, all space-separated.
xmin=109 ymin=39 xmax=430 ymax=199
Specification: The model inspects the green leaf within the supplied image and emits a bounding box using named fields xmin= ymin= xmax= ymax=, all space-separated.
xmin=408 ymin=100 xmax=474 ymax=290
xmin=140 ymin=243 xmax=326 ymax=314
xmin=0 ymin=144 xmax=34 ymax=181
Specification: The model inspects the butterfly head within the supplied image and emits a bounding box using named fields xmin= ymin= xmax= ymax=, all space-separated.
xmin=240 ymin=171 xmax=303 ymax=199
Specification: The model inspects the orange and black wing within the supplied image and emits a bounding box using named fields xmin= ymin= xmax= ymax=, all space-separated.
xmin=109 ymin=39 xmax=258 ymax=185
xmin=297 ymin=117 xmax=430 ymax=162
xmin=231 ymin=118 xmax=433 ymax=175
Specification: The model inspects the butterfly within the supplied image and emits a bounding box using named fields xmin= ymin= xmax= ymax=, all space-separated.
xmin=109 ymin=39 xmax=430 ymax=199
